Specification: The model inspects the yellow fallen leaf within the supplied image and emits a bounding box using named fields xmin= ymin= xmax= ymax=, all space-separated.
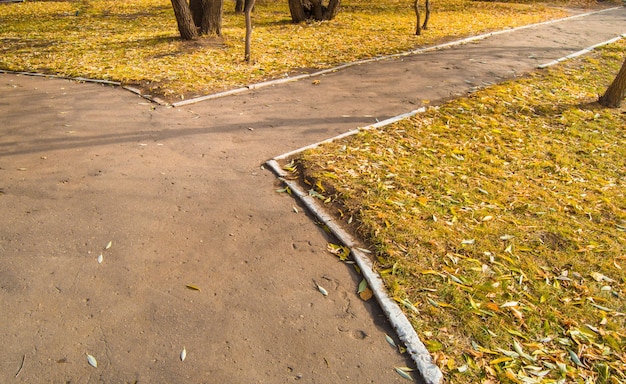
xmin=359 ymin=287 xmax=373 ymax=301
xmin=489 ymin=356 xmax=513 ymax=365
xmin=486 ymin=302 xmax=500 ymax=312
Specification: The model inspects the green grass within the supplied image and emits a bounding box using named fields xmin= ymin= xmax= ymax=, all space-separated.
xmin=0 ymin=0 xmax=577 ymax=100
xmin=296 ymin=40 xmax=626 ymax=383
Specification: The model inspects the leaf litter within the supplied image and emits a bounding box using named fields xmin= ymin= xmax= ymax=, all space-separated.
xmin=295 ymin=40 xmax=626 ymax=383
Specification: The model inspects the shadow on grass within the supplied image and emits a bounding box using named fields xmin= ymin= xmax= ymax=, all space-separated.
xmin=255 ymin=18 xmax=297 ymax=27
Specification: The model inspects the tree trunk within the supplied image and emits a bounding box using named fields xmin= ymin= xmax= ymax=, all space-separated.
xmin=422 ymin=0 xmax=431 ymax=30
xmin=235 ymin=0 xmax=244 ymax=13
xmin=309 ymin=0 xmax=323 ymax=20
xmin=235 ymin=0 xmax=244 ymax=12
xmin=200 ymin=0 xmax=223 ymax=35
xmin=171 ymin=0 xmax=198 ymax=40
xmin=414 ymin=0 xmax=421 ymax=35
xmin=288 ymin=0 xmax=340 ymax=23
xmin=599 ymin=57 xmax=626 ymax=108
xmin=244 ymin=0 xmax=255 ymax=62
xmin=190 ymin=0 xmax=203 ymax=28
xmin=323 ymin=0 xmax=340 ymax=20
xmin=288 ymin=0 xmax=307 ymax=23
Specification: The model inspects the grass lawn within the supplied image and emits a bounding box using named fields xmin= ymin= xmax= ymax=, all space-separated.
xmin=296 ymin=39 xmax=626 ymax=383
xmin=0 ymin=0 xmax=590 ymax=101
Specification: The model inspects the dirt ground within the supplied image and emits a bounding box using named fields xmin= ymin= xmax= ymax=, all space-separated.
xmin=1 ymin=7 xmax=624 ymax=383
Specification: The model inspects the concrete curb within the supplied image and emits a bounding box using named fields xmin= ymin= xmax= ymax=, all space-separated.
xmin=265 ymin=108 xmax=447 ymax=384
xmin=265 ymin=161 xmax=443 ymax=384
xmin=0 ymin=70 xmax=170 ymax=105
xmin=538 ymin=33 xmax=626 ymax=68
xmin=0 ymin=70 xmax=121 ymax=86
xmin=272 ymin=109 xmax=425 ymax=162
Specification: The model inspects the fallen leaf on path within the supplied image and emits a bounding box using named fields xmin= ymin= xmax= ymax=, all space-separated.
xmin=87 ymin=354 xmax=97 ymax=368
xmin=316 ymin=284 xmax=328 ymax=296
xmin=327 ymin=243 xmax=350 ymax=261
xmin=359 ymin=287 xmax=373 ymax=301
xmin=357 ymin=278 xmax=368 ymax=294
xmin=394 ymin=366 xmax=413 ymax=380
xmin=385 ymin=334 xmax=396 ymax=348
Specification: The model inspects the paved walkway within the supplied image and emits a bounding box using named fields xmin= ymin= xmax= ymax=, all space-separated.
xmin=0 ymin=7 xmax=624 ymax=383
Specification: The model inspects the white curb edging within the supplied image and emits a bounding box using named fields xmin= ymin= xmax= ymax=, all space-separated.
xmin=266 ymin=160 xmax=444 ymax=384
xmin=538 ymin=33 xmax=626 ymax=68
xmin=0 ymin=69 xmax=122 ymax=86
xmin=265 ymin=107 xmax=446 ymax=384
xmin=172 ymin=6 xmax=622 ymax=107
xmin=273 ymin=108 xmax=425 ymax=162
xmin=0 ymin=70 xmax=171 ymax=105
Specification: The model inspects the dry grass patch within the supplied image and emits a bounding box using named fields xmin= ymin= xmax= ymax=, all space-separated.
xmin=0 ymin=0 xmax=582 ymax=100
xmin=295 ymin=40 xmax=625 ymax=383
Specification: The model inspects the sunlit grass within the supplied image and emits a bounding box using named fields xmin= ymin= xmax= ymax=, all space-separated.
xmin=296 ymin=40 xmax=626 ymax=383
xmin=0 ymin=0 xmax=584 ymax=100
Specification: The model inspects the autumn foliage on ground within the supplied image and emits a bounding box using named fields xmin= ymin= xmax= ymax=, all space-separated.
xmin=0 ymin=0 xmax=578 ymax=100
xmin=297 ymin=40 xmax=626 ymax=383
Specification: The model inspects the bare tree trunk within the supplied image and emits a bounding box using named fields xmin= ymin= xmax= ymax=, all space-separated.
xmin=323 ymin=0 xmax=340 ymax=20
xmin=200 ymin=0 xmax=223 ymax=35
xmin=244 ymin=0 xmax=255 ymax=62
xmin=422 ymin=0 xmax=431 ymax=30
xmin=190 ymin=0 xmax=203 ymax=28
xmin=171 ymin=0 xmax=198 ymax=40
xmin=599 ymin=57 xmax=626 ymax=108
xmin=288 ymin=0 xmax=307 ymax=23
xmin=309 ymin=0 xmax=323 ymax=20
xmin=289 ymin=0 xmax=340 ymax=22
xmin=235 ymin=0 xmax=244 ymax=12
xmin=414 ymin=0 xmax=421 ymax=35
